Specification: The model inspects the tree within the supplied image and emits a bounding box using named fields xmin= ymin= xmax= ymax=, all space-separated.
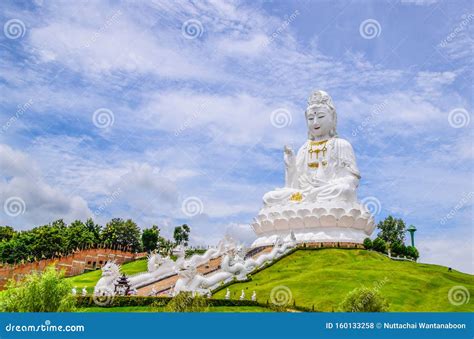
xmin=363 ymin=238 xmax=373 ymax=250
xmin=339 ymin=287 xmax=389 ymax=312
xmin=85 ymin=218 xmax=102 ymax=245
xmin=142 ymin=225 xmax=160 ymax=253
xmin=406 ymin=246 xmax=419 ymax=260
xmin=390 ymin=241 xmax=407 ymax=257
xmin=0 ymin=226 xmax=16 ymax=242
xmin=101 ymin=218 xmax=142 ymax=252
xmin=377 ymin=215 xmax=406 ymax=244
xmin=158 ymin=238 xmax=175 ymax=256
xmin=173 ymin=224 xmax=191 ymax=246
xmin=66 ymin=220 xmax=96 ymax=252
xmin=0 ymin=265 xmax=76 ymax=312
xmin=372 ymin=237 xmax=387 ymax=253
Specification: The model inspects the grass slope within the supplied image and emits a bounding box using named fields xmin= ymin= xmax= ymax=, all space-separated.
xmin=214 ymin=249 xmax=474 ymax=312
xmin=66 ymin=258 xmax=147 ymax=293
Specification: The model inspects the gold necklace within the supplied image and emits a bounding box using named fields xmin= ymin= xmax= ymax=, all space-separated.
xmin=308 ymin=139 xmax=328 ymax=168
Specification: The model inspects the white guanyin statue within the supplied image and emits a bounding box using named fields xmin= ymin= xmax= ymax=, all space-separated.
xmin=251 ymin=90 xmax=375 ymax=247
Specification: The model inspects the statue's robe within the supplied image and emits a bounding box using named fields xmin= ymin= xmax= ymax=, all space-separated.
xmin=263 ymin=138 xmax=360 ymax=206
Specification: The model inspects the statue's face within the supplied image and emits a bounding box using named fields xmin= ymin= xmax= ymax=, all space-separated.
xmin=306 ymin=106 xmax=334 ymax=138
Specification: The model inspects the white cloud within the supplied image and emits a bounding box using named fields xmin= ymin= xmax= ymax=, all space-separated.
xmin=0 ymin=144 xmax=92 ymax=228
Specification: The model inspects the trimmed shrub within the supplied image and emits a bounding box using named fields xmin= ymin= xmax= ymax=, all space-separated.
xmin=165 ymin=292 xmax=208 ymax=312
xmin=372 ymin=238 xmax=387 ymax=254
xmin=405 ymin=246 xmax=419 ymax=260
xmin=363 ymin=238 xmax=373 ymax=250
xmin=339 ymin=287 xmax=389 ymax=312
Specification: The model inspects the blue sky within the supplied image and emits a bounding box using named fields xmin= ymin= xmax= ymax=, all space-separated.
xmin=0 ymin=0 xmax=472 ymax=273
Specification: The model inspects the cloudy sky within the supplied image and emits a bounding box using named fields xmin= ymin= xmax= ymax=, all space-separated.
xmin=0 ymin=0 xmax=472 ymax=273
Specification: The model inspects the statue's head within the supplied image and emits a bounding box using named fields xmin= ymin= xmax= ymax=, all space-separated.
xmin=305 ymin=90 xmax=337 ymax=139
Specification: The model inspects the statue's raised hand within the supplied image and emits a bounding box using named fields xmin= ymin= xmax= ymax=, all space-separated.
xmin=283 ymin=145 xmax=295 ymax=167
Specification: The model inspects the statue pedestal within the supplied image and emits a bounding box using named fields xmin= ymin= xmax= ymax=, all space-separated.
xmin=251 ymin=201 xmax=375 ymax=248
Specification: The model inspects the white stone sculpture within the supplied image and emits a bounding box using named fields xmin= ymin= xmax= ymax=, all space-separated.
xmin=225 ymin=288 xmax=231 ymax=300
xmin=173 ymin=236 xmax=296 ymax=296
xmin=251 ymin=291 xmax=256 ymax=301
xmin=252 ymin=90 xmax=375 ymax=247
xmin=239 ymin=290 xmax=245 ymax=300
xmin=71 ymin=287 xmax=77 ymax=295
xmin=82 ymin=287 xmax=87 ymax=296
xmin=94 ymin=261 xmax=120 ymax=296
xmin=172 ymin=263 xmax=234 ymax=296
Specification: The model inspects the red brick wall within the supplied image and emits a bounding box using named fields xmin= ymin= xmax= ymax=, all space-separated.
xmin=0 ymin=248 xmax=146 ymax=290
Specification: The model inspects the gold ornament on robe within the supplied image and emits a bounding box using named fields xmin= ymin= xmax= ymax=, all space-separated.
xmin=289 ymin=192 xmax=303 ymax=202
xmin=308 ymin=139 xmax=328 ymax=169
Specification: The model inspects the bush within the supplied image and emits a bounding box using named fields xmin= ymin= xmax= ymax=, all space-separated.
xmin=405 ymin=246 xmax=419 ymax=260
xmin=339 ymin=287 xmax=389 ymax=312
xmin=363 ymin=238 xmax=372 ymax=250
xmin=0 ymin=265 xmax=76 ymax=312
xmin=164 ymin=292 xmax=209 ymax=312
xmin=390 ymin=241 xmax=407 ymax=257
xmin=372 ymin=238 xmax=387 ymax=254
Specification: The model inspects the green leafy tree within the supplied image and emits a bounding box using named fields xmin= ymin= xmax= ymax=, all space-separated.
xmin=165 ymin=292 xmax=208 ymax=312
xmin=0 ymin=265 xmax=76 ymax=312
xmin=363 ymin=238 xmax=373 ymax=250
xmin=372 ymin=237 xmax=387 ymax=253
xmin=339 ymin=287 xmax=389 ymax=312
xmin=30 ymin=222 xmax=67 ymax=258
xmin=158 ymin=237 xmax=175 ymax=256
xmin=0 ymin=226 xmax=16 ymax=242
xmin=85 ymin=218 xmax=102 ymax=245
xmin=390 ymin=241 xmax=407 ymax=257
xmin=142 ymin=225 xmax=160 ymax=253
xmin=377 ymin=215 xmax=406 ymax=244
xmin=406 ymin=246 xmax=419 ymax=260
xmin=66 ymin=220 xmax=96 ymax=252
xmin=101 ymin=218 xmax=142 ymax=252
xmin=173 ymin=224 xmax=191 ymax=246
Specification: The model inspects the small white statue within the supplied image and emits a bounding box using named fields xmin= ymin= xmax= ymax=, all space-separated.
xmin=71 ymin=287 xmax=77 ymax=295
xmin=251 ymin=291 xmax=257 ymax=301
xmin=149 ymin=287 xmax=157 ymax=296
xmin=225 ymin=288 xmax=231 ymax=300
xmin=82 ymin=287 xmax=87 ymax=296
xmin=239 ymin=289 xmax=245 ymax=300
xmin=206 ymin=291 xmax=212 ymax=299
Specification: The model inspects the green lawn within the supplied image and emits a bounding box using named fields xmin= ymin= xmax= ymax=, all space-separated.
xmin=78 ymin=306 xmax=273 ymax=312
xmin=213 ymin=249 xmax=474 ymax=312
xmin=66 ymin=258 xmax=147 ymax=293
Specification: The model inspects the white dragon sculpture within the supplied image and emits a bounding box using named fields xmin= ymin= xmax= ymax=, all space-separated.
xmin=94 ymin=261 xmax=121 ymax=296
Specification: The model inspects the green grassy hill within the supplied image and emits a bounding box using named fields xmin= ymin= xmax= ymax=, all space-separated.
xmin=214 ymin=249 xmax=473 ymax=312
